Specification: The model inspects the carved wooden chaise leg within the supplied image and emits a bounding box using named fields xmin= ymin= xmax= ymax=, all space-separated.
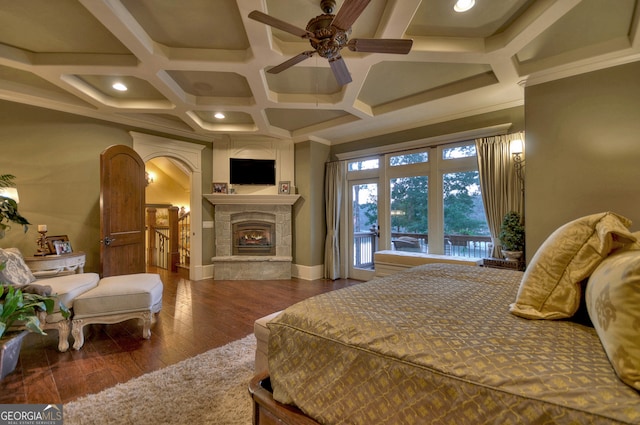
xmin=71 ymin=310 xmax=154 ymax=350
xmin=41 ymin=319 xmax=71 ymax=352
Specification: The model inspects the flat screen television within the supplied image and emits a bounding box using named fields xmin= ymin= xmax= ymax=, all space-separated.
xmin=229 ymin=158 xmax=276 ymax=185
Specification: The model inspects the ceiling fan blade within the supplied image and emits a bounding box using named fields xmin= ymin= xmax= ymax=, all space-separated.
xmin=331 ymin=0 xmax=371 ymax=31
xmin=347 ymin=38 xmax=413 ymax=54
xmin=329 ymin=56 xmax=352 ymax=86
xmin=267 ymin=51 xmax=314 ymax=74
xmin=248 ymin=10 xmax=311 ymax=38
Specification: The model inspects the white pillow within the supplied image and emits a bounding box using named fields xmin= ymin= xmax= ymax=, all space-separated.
xmin=0 ymin=247 xmax=36 ymax=285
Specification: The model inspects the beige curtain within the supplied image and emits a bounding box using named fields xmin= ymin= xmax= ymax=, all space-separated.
xmin=324 ymin=161 xmax=344 ymax=279
xmin=475 ymin=132 xmax=524 ymax=257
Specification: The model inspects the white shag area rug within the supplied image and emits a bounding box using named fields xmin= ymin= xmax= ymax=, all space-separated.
xmin=64 ymin=334 xmax=256 ymax=425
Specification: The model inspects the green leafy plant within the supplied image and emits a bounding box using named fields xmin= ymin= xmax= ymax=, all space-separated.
xmin=1 ymin=285 xmax=51 ymax=338
xmin=0 ymin=174 xmax=30 ymax=239
xmin=0 ymin=285 xmax=70 ymax=339
xmin=499 ymin=211 xmax=525 ymax=252
xmin=0 ymin=262 xmax=70 ymax=339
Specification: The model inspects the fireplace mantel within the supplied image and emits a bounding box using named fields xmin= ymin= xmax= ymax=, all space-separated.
xmin=204 ymin=194 xmax=300 ymax=206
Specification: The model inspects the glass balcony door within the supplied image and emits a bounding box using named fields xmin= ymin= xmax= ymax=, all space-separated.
xmin=349 ymin=179 xmax=379 ymax=281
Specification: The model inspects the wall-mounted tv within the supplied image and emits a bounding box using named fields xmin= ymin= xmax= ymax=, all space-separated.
xmin=229 ymin=158 xmax=276 ymax=185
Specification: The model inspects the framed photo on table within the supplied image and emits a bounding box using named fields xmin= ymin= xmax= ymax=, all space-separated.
xmin=278 ymin=181 xmax=290 ymax=194
xmin=54 ymin=240 xmax=73 ymax=255
xmin=46 ymin=235 xmax=72 ymax=255
xmin=212 ymin=182 xmax=228 ymax=193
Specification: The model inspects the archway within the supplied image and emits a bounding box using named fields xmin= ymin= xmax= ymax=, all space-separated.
xmin=132 ymin=132 xmax=206 ymax=280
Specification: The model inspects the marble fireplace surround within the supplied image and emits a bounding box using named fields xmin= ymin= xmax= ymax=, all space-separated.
xmin=204 ymin=194 xmax=300 ymax=280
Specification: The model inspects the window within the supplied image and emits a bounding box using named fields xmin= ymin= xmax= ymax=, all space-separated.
xmin=345 ymin=140 xmax=491 ymax=270
xmin=385 ymin=141 xmax=489 ymax=257
xmin=390 ymin=151 xmax=428 ymax=166
xmin=390 ymin=176 xmax=428 ymax=252
xmin=348 ymin=158 xmax=379 ymax=171
xmin=443 ymin=170 xmax=490 ymax=257
xmin=442 ymin=144 xmax=476 ymax=159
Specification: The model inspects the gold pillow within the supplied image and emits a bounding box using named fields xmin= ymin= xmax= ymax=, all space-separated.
xmin=586 ymin=250 xmax=640 ymax=390
xmin=510 ymin=212 xmax=636 ymax=320
xmin=626 ymin=231 xmax=640 ymax=250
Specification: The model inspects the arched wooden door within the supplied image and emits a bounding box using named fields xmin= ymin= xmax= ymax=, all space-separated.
xmin=100 ymin=145 xmax=146 ymax=277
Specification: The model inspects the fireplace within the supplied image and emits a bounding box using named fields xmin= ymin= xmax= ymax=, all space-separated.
xmin=233 ymin=221 xmax=275 ymax=256
xmin=205 ymin=195 xmax=299 ymax=280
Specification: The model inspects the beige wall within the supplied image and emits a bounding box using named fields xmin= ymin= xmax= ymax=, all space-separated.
xmin=293 ymin=141 xmax=331 ymax=267
xmin=525 ymin=60 xmax=640 ymax=259
xmin=0 ymin=102 xmax=133 ymax=273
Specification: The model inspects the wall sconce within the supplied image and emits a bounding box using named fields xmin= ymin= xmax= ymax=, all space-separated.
xmin=145 ymin=171 xmax=155 ymax=186
xmin=510 ymin=139 xmax=525 ymax=184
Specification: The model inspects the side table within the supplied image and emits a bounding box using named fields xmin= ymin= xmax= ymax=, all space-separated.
xmin=24 ymin=251 xmax=86 ymax=279
xmin=481 ymin=257 xmax=525 ymax=271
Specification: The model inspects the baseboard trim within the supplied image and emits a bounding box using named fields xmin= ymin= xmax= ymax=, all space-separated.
xmin=292 ymin=264 xmax=323 ymax=281
xmin=195 ymin=264 xmax=214 ymax=280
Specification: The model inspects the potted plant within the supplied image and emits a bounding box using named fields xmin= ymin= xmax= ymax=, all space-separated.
xmin=0 ymin=173 xmax=68 ymax=379
xmin=498 ymin=211 xmax=525 ymax=261
xmin=0 ymin=174 xmax=30 ymax=239
xmin=1 ymin=280 xmax=70 ymax=379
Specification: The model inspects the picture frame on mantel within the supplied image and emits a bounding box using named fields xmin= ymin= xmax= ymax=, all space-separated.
xmin=212 ymin=182 xmax=228 ymax=194
xmin=278 ymin=181 xmax=290 ymax=194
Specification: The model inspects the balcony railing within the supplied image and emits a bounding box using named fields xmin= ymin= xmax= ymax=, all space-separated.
xmin=353 ymin=232 xmax=492 ymax=270
xmin=354 ymin=232 xmax=378 ymax=269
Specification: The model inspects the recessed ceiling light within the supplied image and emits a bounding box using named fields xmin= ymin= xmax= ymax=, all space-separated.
xmin=112 ymin=82 xmax=128 ymax=91
xmin=454 ymin=0 xmax=475 ymax=12
xmin=214 ymin=112 xmax=225 ymax=119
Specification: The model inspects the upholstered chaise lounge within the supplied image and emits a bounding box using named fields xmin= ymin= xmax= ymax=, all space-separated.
xmin=0 ymin=248 xmax=163 ymax=351
xmin=0 ymin=247 xmax=100 ymax=351
xmin=37 ymin=272 xmax=101 ymax=351
xmin=71 ymin=273 xmax=163 ymax=350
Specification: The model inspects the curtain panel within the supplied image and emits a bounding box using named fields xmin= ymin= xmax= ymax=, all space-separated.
xmin=324 ymin=161 xmax=344 ymax=279
xmin=475 ymin=132 xmax=524 ymax=257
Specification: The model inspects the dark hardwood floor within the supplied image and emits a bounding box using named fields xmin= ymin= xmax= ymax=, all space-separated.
xmin=0 ymin=267 xmax=361 ymax=404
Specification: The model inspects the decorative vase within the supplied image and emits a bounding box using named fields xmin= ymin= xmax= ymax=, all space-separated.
xmin=0 ymin=330 xmax=29 ymax=380
xmin=501 ymin=250 xmax=523 ymax=261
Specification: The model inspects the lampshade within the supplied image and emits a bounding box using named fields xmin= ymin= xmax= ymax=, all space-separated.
xmin=510 ymin=139 xmax=524 ymax=155
xmin=0 ymin=187 xmax=19 ymax=203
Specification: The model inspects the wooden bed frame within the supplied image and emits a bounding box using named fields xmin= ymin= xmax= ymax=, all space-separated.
xmin=249 ymin=373 xmax=320 ymax=425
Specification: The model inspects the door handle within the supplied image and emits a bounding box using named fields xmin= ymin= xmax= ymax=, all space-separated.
xmin=101 ymin=236 xmax=115 ymax=246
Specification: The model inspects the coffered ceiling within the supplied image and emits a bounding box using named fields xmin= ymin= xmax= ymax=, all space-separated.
xmin=0 ymin=0 xmax=638 ymax=145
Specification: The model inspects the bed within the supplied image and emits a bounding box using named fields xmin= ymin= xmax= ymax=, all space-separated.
xmin=252 ymin=213 xmax=640 ymax=424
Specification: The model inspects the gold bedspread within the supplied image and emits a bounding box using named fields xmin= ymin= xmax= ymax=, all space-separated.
xmin=268 ymin=264 xmax=640 ymax=425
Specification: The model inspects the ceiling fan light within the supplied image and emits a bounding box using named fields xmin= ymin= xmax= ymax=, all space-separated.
xmin=454 ymin=0 xmax=475 ymax=12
